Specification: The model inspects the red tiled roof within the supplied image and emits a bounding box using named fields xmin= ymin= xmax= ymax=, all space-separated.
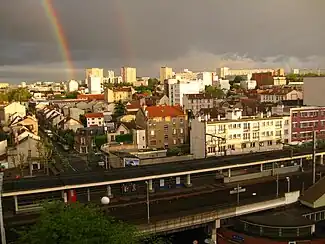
xmin=145 ymin=105 xmax=184 ymax=118
xmin=84 ymin=113 xmax=104 ymax=118
xmin=127 ymin=100 xmax=141 ymax=110
xmin=77 ymin=94 xmax=105 ymax=101
xmin=113 ymin=87 xmax=132 ymax=92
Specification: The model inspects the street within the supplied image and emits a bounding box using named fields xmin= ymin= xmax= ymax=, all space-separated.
xmin=39 ymin=127 xmax=90 ymax=172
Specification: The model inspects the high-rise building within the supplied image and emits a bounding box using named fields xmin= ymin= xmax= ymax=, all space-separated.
xmin=106 ymin=70 xmax=115 ymax=83
xmin=85 ymin=68 xmax=104 ymax=79
xmin=88 ymin=76 xmax=101 ymax=94
xmin=160 ymin=66 xmax=173 ymax=82
xmin=120 ymin=67 xmax=136 ymax=84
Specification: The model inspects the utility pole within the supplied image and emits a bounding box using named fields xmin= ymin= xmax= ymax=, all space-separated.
xmin=145 ymin=181 xmax=150 ymax=224
xmin=312 ymin=130 xmax=317 ymax=184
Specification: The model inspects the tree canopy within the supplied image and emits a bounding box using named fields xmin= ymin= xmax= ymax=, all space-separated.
xmin=17 ymin=201 xmax=168 ymax=244
xmin=114 ymin=100 xmax=126 ymax=117
xmin=0 ymin=88 xmax=32 ymax=102
xmin=205 ymin=86 xmax=225 ymax=99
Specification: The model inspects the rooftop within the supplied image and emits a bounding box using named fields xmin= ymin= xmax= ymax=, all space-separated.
xmin=77 ymin=94 xmax=105 ymax=101
xmin=145 ymin=105 xmax=185 ymax=118
xmin=84 ymin=113 xmax=104 ymax=118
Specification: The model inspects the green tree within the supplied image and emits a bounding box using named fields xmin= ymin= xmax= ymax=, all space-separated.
xmin=7 ymin=88 xmax=32 ymax=102
xmin=17 ymin=202 xmax=168 ymax=244
xmin=114 ymin=100 xmax=126 ymax=117
xmin=79 ymin=115 xmax=87 ymax=127
xmin=205 ymin=86 xmax=225 ymax=99
xmin=95 ymin=135 xmax=108 ymax=148
xmin=59 ymin=129 xmax=75 ymax=146
xmin=17 ymin=202 xmax=139 ymax=244
xmin=233 ymin=76 xmax=244 ymax=83
xmin=65 ymin=91 xmax=79 ymax=99
xmin=148 ymin=78 xmax=159 ymax=90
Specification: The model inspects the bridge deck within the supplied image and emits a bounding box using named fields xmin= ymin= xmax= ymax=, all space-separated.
xmin=2 ymin=148 xmax=318 ymax=194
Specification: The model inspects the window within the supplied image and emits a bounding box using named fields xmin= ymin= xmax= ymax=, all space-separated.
xmin=250 ymin=142 xmax=256 ymax=148
xmin=120 ymin=131 xmax=125 ymax=135
xmin=275 ymin=131 xmax=282 ymax=136
xmin=267 ymin=140 xmax=272 ymax=146
xmin=253 ymin=132 xmax=259 ymax=139
xmin=180 ymin=138 xmax=184 ymax=144
xmin=173 ymin=139 xmax=177 ymax=144
xmin=172 ymin=118 xmax=176 ymax=124
xmin=173 ymin=129 xmax=177 ymax=135
xmin=180 ymin=118 xmax=184 ymax=124
xmin=150 ymin=140 xmax=156 ymax=145
xmin=180 ymin=128 xmax=184 ymax=134
xmin=150 ymin=130 xmax=155 ymax=136
xmin=110 ymin=135 xmax=115 ymax=141
xmin=284 ymin=129 xmax=289 ymax=135
xmin=243 ymin=133 xmax=250 ymax=140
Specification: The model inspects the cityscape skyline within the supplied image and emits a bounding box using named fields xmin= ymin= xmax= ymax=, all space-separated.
xmin=1 ymin=0 xmax=325 ymax=82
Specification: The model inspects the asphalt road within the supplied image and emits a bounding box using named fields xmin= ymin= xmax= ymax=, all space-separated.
xmin=4 ymin=147 xmax=322 ymax=193
xmin=39 ymin=127 xmax=89 ymax=173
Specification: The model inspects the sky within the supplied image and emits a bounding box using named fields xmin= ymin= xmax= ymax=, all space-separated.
xmin=1 ymin=0 xmax=325 ymax=83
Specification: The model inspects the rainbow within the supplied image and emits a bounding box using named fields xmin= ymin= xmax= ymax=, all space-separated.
xmin=41 ymin=0 xmax=75 ymax=79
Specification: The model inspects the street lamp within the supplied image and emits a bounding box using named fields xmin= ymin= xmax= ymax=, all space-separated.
xmin=286 ymin=177 xmax=291 ymax=193
xmin=101 ymin=196 xmax=110 ymax=205
xmin=145 ymin=181 xmax=150 ymax=224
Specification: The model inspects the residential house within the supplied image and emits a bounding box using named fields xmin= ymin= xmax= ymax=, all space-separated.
xmin=0 ymin=102 xmax=26 ymax=125
xmin=74 ymin=126 xmax=104 ymax=154
xmin=68 ymin=107 xmax=85 ymax=121
xmin=107 ymin=121 xmax=147 ymax=150
xmin=145 ymin=94 xmax=169 ymax=106
xmin=58 ymin=117 xmax=84 ymax=132
xmin=7 ymin=133 xmax=42 ymax=170
xmin=190 ymin=108 xmax=290 ymax=159
xmin=183 ymin=93 xmax=217 ymax=116
xmin=9 ymin=115 xmax=38 ymax=135
xmin=104 ymin=87 xmax=135 ymax=103
xmin=85 ymin=113 xmax=104 ymax=127
xmin=48 ymin=111 xmax=65 ymax=130
xmin=136 ymin=105 xmax=188 ymax=149
xmin=258 ymin=89 xmax=303 ymax=103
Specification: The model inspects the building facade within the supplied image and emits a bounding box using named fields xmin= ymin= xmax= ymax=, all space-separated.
xmin=87 ymin=76 xmax=101 ymax=94
xmin=120 ymin=67 xmax=137 ymax=84
xmin=290 ymin=106 xmax=325 ymax=144
xmin=183 ymin=93 xmax=217 ymax=115
xmin=168 ymin=81 xmax=204 ymax=106
xmin=258 ymin=89 xmax=303 ymax=103
xmin=190 ymin=108 xmax=289 ymax=158
xmin=160 ymin=66 xmax=173 ymax=82
xmin=303 ymin=77 xmax=325 ymax=106
xmin=136 ymin=105 xmax=188 ymax=149
xmin=84 ymin=113 xmax=104 ymax=127
xmin=0 ymin=102 xmax=26 ymax=125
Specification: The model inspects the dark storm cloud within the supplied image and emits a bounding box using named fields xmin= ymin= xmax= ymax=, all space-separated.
xmin=1 ymin=0 xmax=325 ymax=81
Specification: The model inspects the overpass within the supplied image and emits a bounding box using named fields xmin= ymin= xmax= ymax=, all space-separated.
xmin=2 ymin=148 xmax=324 ymax=198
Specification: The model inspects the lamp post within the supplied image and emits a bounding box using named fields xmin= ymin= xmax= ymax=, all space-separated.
xmin=145 ymin=181 xmax=150 ymax=224
xmin=0 ymin=173 xmax=6 ymax=244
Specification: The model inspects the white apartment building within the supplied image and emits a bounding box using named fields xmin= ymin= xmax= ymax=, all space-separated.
xmin=217 ymin=67 xmax=276 ymax=79
xmin=197 ymin=72 xmax=213 ymax=86
xmin=87 ymin=76 xmax=101 ymax=94
xmin=85 ymin=113 xmax=104 ymax=127
xmin=174 ymin=69 xmax=198 ymax=81
xmin=120 ymin=67 xmax=137 ymax=84
xmin=216 ymin=79 xmax=230 ymax=91
xmin=86 ymin=68 xmax=104 ymax=83
xmin=190 ymin=108 xmax=290 ymax=159
xmin=66 ymin=80 xmax=79 ymax=92
xmin=168 ymin=81 xmax=204 ymax=106
xmin=183 ymin=93 xmax=216 ymax=115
